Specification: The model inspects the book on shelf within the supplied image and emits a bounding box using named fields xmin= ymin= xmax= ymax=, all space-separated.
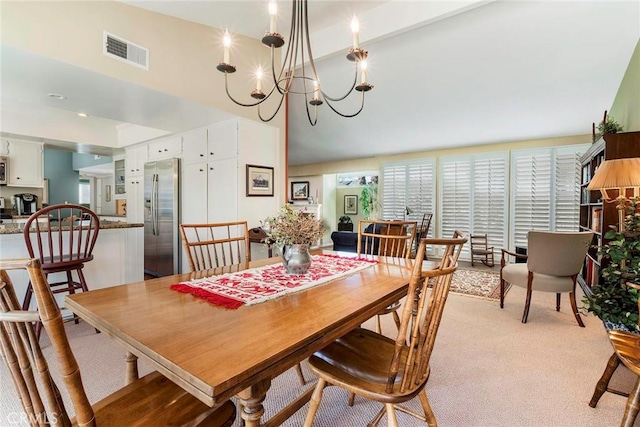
xmin=591 ymin=208 xmax=602 ymax=232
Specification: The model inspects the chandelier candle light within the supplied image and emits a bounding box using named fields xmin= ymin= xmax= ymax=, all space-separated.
xmin=216 ymin=0 xmax=374 ymax=125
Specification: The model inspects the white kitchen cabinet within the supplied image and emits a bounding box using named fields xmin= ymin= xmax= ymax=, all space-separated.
xmin=147 ymin=136 xmax=182 ymax=161
xmin=125 ymin=177 xmax=144 ymax=224
xmin=182 ymin=121 xmax=238 ymax=165
xmin=181 ymin=127 xmax=208 ymax=165
xmin=125 ymin=144 xmax=148 ymax=178
xmin=0 ymin=140 xmax=8 ymax=155
xmin=114 ymin=158 xmax=126 ymax=197
xmin=179 ymin=118 xmax=279 ymax=272
xmin=181 ymin=159 xmax=238 ymax=224
xmin=207 ymin=119 xmax=238 ymax=161
xmin=6 ymin=140 xmax=43 ymax=187
xmin=181 ymin=163 xmax=208 ymax=224
xmin=180 ymin=160 xmax=238 ymax=272
xmin=207 ymin=158 xmax=238 ymax=223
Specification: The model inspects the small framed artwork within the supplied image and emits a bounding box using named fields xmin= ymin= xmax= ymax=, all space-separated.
xmin=344 ymin=195 xmax=358 ymax=215
xmin=291 ymin=181 xmax=310 ymax=201
xmin=246 ymin=164 xmax=274 ymax=197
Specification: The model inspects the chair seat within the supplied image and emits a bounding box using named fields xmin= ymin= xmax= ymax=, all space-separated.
xmin=308 ymin=327 xmax=422 ymax=404
xmin=41 ymin=255 xmax=93 ymax=273
xmin=90 ymin=371 xmax=236 ymax=426
xmin=472 ymin=249 xmax=493 ymax=255
xmin=501 ymin=263 xmax=574 ymax=293
xmin=609 ymin=330 xmax=640 ymax=377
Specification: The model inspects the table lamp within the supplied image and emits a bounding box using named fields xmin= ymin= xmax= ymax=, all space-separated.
xmin=404 ymin=206 xmax=414 ymax=220
xmin=587 ymin=158 xmax=640 ymax=232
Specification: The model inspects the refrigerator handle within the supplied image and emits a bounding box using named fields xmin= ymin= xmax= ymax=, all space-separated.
xmin=152 ymin=173 xmax=159 ymax=236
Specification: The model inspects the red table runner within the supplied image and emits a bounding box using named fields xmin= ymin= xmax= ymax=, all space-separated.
xmin=170 ymin=254 xmax=377 ymax=309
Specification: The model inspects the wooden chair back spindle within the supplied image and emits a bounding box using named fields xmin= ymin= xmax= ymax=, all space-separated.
xmin=303 ymin=236 xmax=467 ymax=426
xmin=21 ymin=204 xmax=101 ymax=332
xmin=25 ymin=204 xmax=100 ymax=269
xmin=387 ymin=236 xmax=466 ymax=394
xmin=1 ymin=259 xmax=237 ymax=427
xmin=357 ymin=220 xmax=417 ymax=258
xmin=180 ymin=222 xmax=251 ymax=271
xmin=1 ymin=259 xmax=94 ymax=426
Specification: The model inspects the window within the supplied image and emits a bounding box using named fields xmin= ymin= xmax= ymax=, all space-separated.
xmin=79 ymin=178 xmax=91 ymax=205
xmin=337 ymin=171 xmax=378 ymax=188
xmin=380 ymin=158 xmax=436 ymax=255
xmin=510 ymin=145 xmax=588 ymax=248
xmin=439 ymin=153 xmax=508 ymax=258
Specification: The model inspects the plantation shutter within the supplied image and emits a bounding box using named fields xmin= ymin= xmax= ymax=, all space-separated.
xmin=440 ymin=158 xmax=471 ymax=244
xmin=511 ymin=145 xmax=588 ymax=248
xmin=472 ymin=155 xmax=508 ymax=254
xmin=555 ymin=150 xmax=582 ymax=232
xmin=381 ymin=159 xmax=435 ymax=254
xmin=440 ymin=154 xmax=508 ymax=260
xmin=405 ymin=162 xmax=435 ymax=234
xmin=512 ymin=151 xmax=552 ymax=248
xmin=381 ymin=165 xmax=407 ymax=220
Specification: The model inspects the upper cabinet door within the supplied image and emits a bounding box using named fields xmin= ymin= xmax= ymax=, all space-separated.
xmin=147 ymin=136 xmax=182 ymax=161
xmin=207 ymin=120 xmax=238 ymax=161
xmin=7 ymin=140 xmax=43 ymax=187
xmin=181 ymin=128 xmax=208 ymax=165
xmin=125 ymin=144 xmax=148 ymax=177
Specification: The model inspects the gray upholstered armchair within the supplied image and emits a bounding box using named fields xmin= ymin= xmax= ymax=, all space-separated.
xmin=500 ymin=231 xmax=594 ymax=327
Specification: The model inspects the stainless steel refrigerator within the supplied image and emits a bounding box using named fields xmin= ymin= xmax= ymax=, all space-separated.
xmin=144 ymin=158 xmax=180 ymax=277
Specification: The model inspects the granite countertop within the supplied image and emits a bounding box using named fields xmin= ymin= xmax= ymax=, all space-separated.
xmin=0 ymin=222 xmax=143 ymax=235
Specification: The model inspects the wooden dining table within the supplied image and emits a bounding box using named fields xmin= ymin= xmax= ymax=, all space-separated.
xmin=65 ymin=250 xmax=415 ymax=426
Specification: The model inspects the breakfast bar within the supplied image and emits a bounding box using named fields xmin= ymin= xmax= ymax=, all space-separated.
xmin=0 ymin=221 xmax=144 ymax=309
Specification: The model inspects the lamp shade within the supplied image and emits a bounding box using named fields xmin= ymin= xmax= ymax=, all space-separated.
xmin=587 ymin=158 xmax=640 ymax=191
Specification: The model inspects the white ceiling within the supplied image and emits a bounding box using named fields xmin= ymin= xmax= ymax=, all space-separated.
xmin=1 ymin=1 xmax=638 ymax=165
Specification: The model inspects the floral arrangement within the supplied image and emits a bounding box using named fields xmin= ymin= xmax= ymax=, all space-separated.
xmin=262 ymin=205 xmax=325 ymax=247
xmin=583 ymin=198 xmax=640 ymax=331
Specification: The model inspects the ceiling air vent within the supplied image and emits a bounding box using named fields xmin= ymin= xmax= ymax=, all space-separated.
xmin=103 ymin=31 xmax=149 ymax=70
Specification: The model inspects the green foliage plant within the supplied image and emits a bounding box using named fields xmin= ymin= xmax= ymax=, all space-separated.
xmin=598 ymin=116 xmax=624 ymax=135
xmin=360 ymin=183 xmax=379 ymax=219
xmin=338 ymin=215 xmax=352 ymax=224
xmin=583 ymin=198 xmax=640 ymax=331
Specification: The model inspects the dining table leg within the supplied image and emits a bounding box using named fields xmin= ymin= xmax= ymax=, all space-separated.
xmin=124 ymin=351 xmax=139 ymax=385
xmin=237 ymin=378 xmax=272 ymax=426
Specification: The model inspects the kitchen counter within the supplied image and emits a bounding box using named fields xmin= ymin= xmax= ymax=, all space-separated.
xmin=1 ymin=223 xmax=144 ymax=311
xmin=0 ymin=221 xmax=143 ymax=234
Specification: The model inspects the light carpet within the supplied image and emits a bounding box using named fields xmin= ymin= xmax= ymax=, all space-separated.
xmin=0 ymin=285 xmax=634 ymax=426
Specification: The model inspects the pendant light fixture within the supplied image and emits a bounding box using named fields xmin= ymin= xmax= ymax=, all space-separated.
xmin=217 ymin=0 xmax=373 ymax=126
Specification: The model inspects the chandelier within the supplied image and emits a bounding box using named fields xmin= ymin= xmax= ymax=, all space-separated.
xmin=216 ymin=0 xmax=373 ymax=126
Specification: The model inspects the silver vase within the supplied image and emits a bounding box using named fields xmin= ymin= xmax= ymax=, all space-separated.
xmin=280 ymin=244 xmax=312 ymax=274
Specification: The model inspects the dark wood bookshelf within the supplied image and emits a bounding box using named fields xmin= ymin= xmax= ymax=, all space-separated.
xmin=578 ymin=131 xmax=640 ymax=295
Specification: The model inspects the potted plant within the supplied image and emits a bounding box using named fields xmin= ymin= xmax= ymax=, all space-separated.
xmin=263 ymin=205 xmax=325 ymax=274
xmin=583 ymin=198 xmax=640 ymax=331
xmin=360 ymin=182 xmax=379 ymax=219
xmin=598 ymin=115 xmax=624 ymax=136
xmin=338 ymin=215 xmax=353 ymax=231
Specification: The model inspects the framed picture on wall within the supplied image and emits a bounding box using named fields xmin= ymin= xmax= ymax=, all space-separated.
xmin=344 ymin=195 xmax=358 ymax=215
xmin=291 ymin=181 xmax=310 ymax=200
xmin=246 ymin=164 xmax=274 ymax=197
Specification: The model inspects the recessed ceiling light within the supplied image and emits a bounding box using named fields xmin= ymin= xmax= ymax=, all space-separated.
xmin=47 ymin=93 xmax=66 ymax=100
xmin=77 ymin=112 xmax=89 ymax=118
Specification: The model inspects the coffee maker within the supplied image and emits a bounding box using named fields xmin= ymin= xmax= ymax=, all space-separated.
xmin=14 ymin=193 xmax=38 ymax=216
